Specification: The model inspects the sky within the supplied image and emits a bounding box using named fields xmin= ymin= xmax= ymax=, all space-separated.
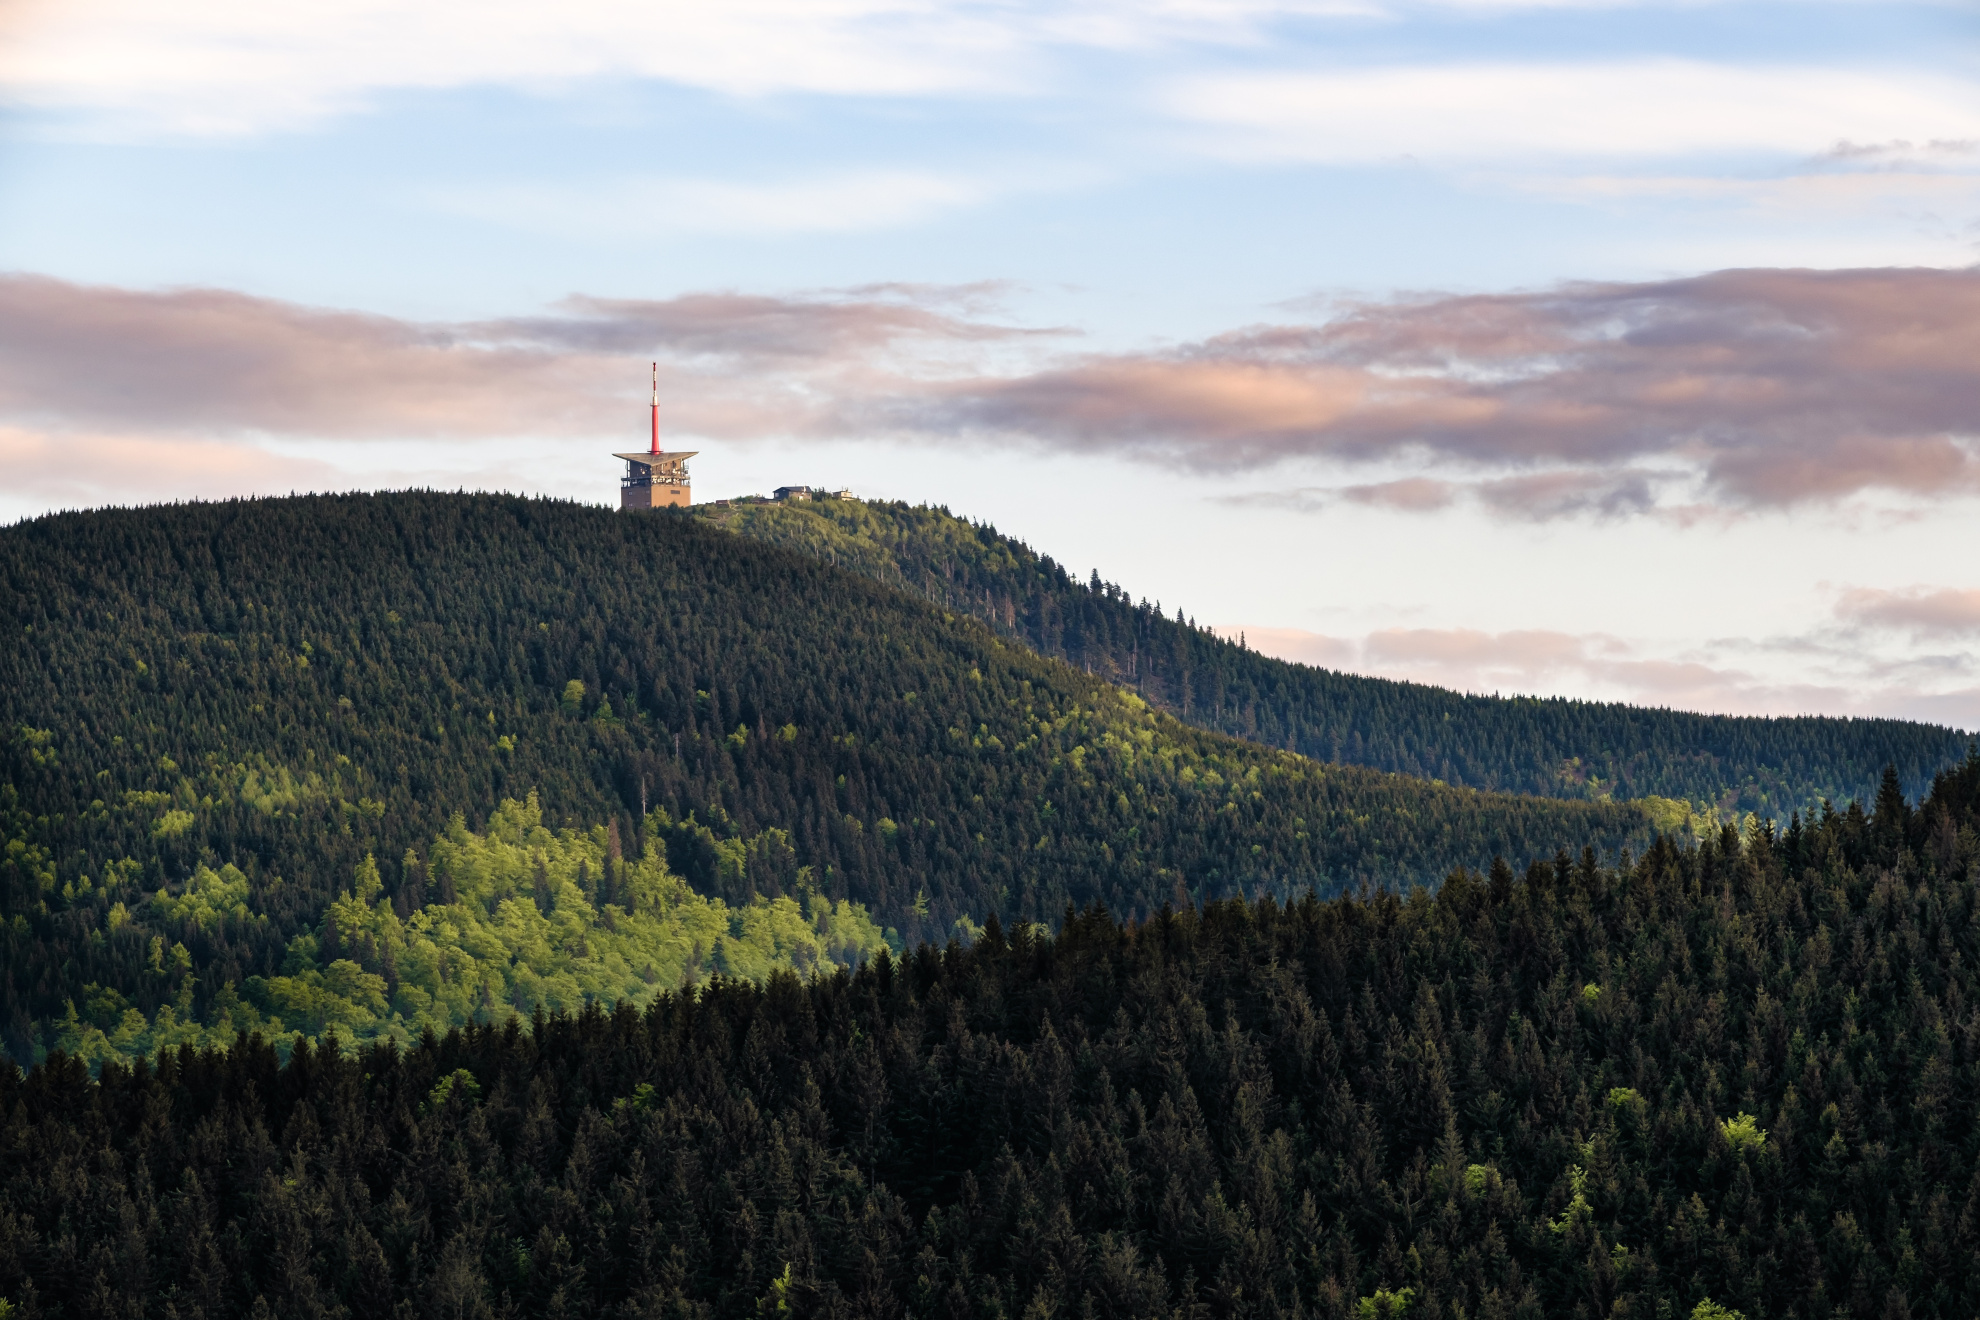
xmin=2 ymin=0 xmax=1977 ymax=728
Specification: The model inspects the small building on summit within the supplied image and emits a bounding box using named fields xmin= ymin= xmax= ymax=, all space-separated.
xmin=774 ymin=486 xmax=812 ymax=502
xmin=619 ymin=362 xmax=695 ymax=510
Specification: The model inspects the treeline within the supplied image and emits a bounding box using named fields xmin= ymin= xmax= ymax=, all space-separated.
xmin=4 ymin=755 xmax=1978 ymax=1319
xmin=703 ymin=498 xmax=1970 ymax=814
xmin=0 ymin=493 xmax=1649 ymax=1063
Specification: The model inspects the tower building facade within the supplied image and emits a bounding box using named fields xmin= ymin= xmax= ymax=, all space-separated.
xmin=618 ymin=362 xmax=695 ymax=510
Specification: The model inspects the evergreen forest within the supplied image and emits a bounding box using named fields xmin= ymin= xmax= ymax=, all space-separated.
xmin=699 ymin=498 xmax=1966 ymax=817
xmin=6 ymin=490 xmax=1980 ymax=1320
xmin=2 ymin=492 xmax=1651 ymax=1066
xmin=4 ymin=753 xmax=1979 ymax=1319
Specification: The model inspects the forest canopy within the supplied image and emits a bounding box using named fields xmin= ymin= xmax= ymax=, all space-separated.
xmin=0 ymin=492 xmax=1672 ymax=1065
xmin=6 ymin=491 xmax=1980 ymax=1319
xmin=46 ymin=792 xmax=891 ymax=1069
xmin=4 ymin=752 xmax=1978 ymax=1320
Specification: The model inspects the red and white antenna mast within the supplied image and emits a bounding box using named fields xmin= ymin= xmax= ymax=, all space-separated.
xmin=649 ymin=361 xmax=660 ymax=456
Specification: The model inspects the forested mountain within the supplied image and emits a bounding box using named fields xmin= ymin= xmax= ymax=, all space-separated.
xmin=6 ymin=753 xmax=1979 ymax=1320
xmin=701 ymin=498 xmax=1970 ymax=816
xmin=0 ymin=493 xmax=1649 ymax=1065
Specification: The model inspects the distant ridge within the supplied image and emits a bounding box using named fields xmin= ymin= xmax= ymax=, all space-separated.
xmin=701 ymin=497 xmax=1970 ymax=818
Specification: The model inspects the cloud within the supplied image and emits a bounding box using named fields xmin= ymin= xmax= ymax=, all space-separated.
xmin=1364 ymin=625 xmax=1607 ymax=672
xmin=1218 ymin=621 xmax=1980 ymax=726
xmin=1223 ymin=623 xmax=1804 ymax=712
xmin=7 ymin=266 xmax=1980 ymax=517
xmin=0 ymin=426 xmax=348 ymax=510
xmin=1817 ymin=138 xmax=1979 ymax=167
xmin=1223 ymin=626 xmax=1360 ymax=669
xmin=1836 ymin=586 xmax=1980 ymax=638
xmin=0 ymin=279 xmax=601 ymax=439
xmin=1168 ymin=61 xmax=1980 ymax=165
xmin=1501 ymin=168 xmax=1980 ymax=224
xmin=1474 ymin=470 xmax=1660 ymax=520
xmin=927 ymin=265 xmax=1980 ymax=513
xmin=0 ymin=426 xmax=621 ymax=523
xmin=1234 ymin=469 xmax=1660 ymax=519
xmin=1339 ymin=476 xmax=1456 ymax=512
xmin=492 ymin=287 xmax=1041 ymax=360
xmin=0 ymin=0 xmax=1383 ymax=138
xmin=0 ymin=0 xmax=1031 ymax=138
xmin=1 ymin=0 xmax=1923 ymax=141
xmin=0 ymin=273 xmax=1046 ymax=442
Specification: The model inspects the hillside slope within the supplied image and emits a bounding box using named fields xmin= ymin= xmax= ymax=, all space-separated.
xmin=701 ymin=497 xmax=1970 ymax=815
xmin=1 ymin=492 xmax=1651 ymax=1062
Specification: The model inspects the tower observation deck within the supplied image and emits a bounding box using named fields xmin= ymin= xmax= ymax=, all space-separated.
xmin=617 ymin=448 xmax=695 ymax=509
xmin=619 ymin=362 xmax=695 ymax=510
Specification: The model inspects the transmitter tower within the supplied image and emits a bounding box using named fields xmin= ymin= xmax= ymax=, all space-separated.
xmin=617 ymin=362 xmax=695 ymax=510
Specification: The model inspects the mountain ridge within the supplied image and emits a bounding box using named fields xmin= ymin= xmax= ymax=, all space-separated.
xmin=1 ymin=490 xmax=1654 ymax=1064
xmin=698 ymin=495 xmax=1970 ymax=815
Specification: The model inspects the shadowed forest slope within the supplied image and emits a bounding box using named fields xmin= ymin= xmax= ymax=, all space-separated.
xmin=701 ymin=497 xmax=1969 ymax=816
xmin=4 ymin=754 xmax=1978 ymax=1319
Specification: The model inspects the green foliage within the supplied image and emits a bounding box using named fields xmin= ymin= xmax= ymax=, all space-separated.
xmin=1641 ymin=794 xmax=1710 ymax=837
xmin=1548 ymin=1162 xmax=1593 ymax=1234
xmin=43 ymin=794 xmax=892 ymax=1066
xmin=614 ymin=1080 xmax=656 ymax=1113
xmin=149 ymin=861 xmax=254 ymax=929
xmin=1691 ymin=1302 xmax=1745 ymax=1320
xmin=425 ymin=1067 xmax=480 ymax=1110
xmin=705 ymin=497 xmax=1968 ymax=815
xmin=1356 ymin=1288 xmax=1414 ymax=1319
xmin=1721 ymin=1111 xmax=1766 ymax=1153
xmin=758 ymin=1263 xmax=794 ymax=1318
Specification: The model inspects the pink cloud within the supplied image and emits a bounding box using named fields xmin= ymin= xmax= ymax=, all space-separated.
xmin=0 ymin=277 xmax=584 ymax=437
xmin=925 ymin=266 xmax=1980 ymax=511
xmin=1217 ymin=626 xmax=1358 ymax=670
xmin=1339 ymin=477 xmax=1457 ymax=512
xmin=6 ymin=266 xmax=1979 ymax=516
xmin=1836 ymin=586 xmax=1980 ymax=637
xmin=0 ymin=426 xmax=349 ymax=508
xmin=1362 ymin=626 xmax=1603 ymax=671
xmin=0 ymin=273 xmax=1041 ymax=443
xmin=1221 ymin=621 xmax=1980 ymax=726
xmin=1224 ymin=468 xmax=1662 ymax=520
xmin=1474 ymin=469 xmax=1659 ymax=520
